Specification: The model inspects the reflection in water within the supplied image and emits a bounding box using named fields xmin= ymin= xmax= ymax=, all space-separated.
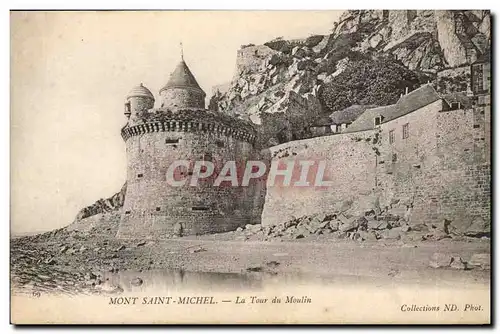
xmin=103 ymin=269 xmax=345 ymax=294
xmin=102 ymin=267 xmax=490 ymax=294
xmin=104 ymin=269 xmax=267 ymax=294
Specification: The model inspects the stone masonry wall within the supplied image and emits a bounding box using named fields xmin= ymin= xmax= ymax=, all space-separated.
xmin=431 ymin=106 xmax=490 ymax=229
xmin=261 ymin=130 xmax=378 ymax=226
xmin=160 ymin=88 xmax=205 ymax=110
xmin=262 ymin=99 xmax=490 ymax=234
xmin=128 ymin=97 xmax=155 ymax=125
xmin=376 ymin=100 xmax=490 ymax=231
xmin=117 ymin=124 xmax=263 ymax=239
xmin=376 ymin=100 xmax=443 ymax=210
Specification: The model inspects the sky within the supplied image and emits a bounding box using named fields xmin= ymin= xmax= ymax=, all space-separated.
xmin=10 ymin=11 xmax=343 ymax=234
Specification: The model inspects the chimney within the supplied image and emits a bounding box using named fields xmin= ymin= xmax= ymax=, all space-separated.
xmin=405 ymin=87 xmax=409 ymax=95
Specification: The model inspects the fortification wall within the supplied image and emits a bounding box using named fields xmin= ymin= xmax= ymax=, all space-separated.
xmin=377 ymin=104 xmax=490 ymax=231
xmin=261 ymin=130 xmax=378 ymax=226
xmin=376 ymin=100 xmax=442 ymax=214
xmin=261 ymin=100 xmax=490 ymax=233
xmin=117 ymin=122 xmax=263 ymax=239
xmin=417 ymin=107 xmax=489 ymax=230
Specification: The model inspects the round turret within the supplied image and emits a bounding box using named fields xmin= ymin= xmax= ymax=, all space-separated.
xmin=159 ymin=60 xmax=206 ymax=110
xmin=117 ymin=54 xmax=263 ymax=240
xmin=124 ymin=83 xmax=155 ymax=119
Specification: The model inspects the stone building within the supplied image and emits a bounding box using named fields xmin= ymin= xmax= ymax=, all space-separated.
xmin=329 ymin=105 xmax=378 ymax=134
xmin=117 ymin=57 xmax=265 ymax=239
xmin=114 ymin=47 xmax=490 ymax=238
xmin=263 ymin=57 xmax=491 ymax=234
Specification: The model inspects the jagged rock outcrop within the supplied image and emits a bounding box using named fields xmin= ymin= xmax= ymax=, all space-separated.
xmin=74 ymin=183 xmax=127 ymax=222
xmin=210 ymin=10 xmax=490 ymax=145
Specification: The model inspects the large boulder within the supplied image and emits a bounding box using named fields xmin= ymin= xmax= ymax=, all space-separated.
xmin=468 ymin=253 xmax=490 ymax=270
xmin=429 ymin=253 xmax=453 ymax=268
xmin=450 ymin=256 xmax=467 ymax=270
xmin=380 ymin=227 xmax=402 ymax=240
xmin=464 ymin=217 xmax=490 ymax=238
xmin=359 ymin=230 xmax=378 ymax=241
xmin=338 ymin=214 xmax=359 ymax=232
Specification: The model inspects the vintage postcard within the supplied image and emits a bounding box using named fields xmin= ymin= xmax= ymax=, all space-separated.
xmin=10 ymin=10 xmax=491 ymax=324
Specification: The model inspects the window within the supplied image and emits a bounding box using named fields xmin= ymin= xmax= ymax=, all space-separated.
xmin=137 ymin=173 xmax=143 ymax=178
xmin=192 ymin=206 xmax=210 ymax=211
xmin=402 ymin=123 xmax=409 ymax=139
xmin=165 ymin=139 xmax=180 ymax=144
xmin=374 ymin=117 xmax=382 ymax=126
xmin=389 ymin=130 xmax=395 ymax=144
xmin=472 ymin=64 xmax=484 ymax=93
xmin=125 ymin=210 xmax=131 ymax=214
xmin=392 ymin=153 xmax=397 ymax=162
xmin=215 ymin=140 xmax=225 ymax=148
xmin=124 ymin=102 xmax=131 ymax=114
xmin=156 ymin=207 xmax=161 ymax=211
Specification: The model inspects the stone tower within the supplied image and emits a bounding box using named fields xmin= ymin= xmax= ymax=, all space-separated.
xmin=124 ymin=83 xmax=155 ymax=124
xmin=117 ymin=56 xmax=265 ymax=239
xmin=159 ymin=60 xmax=206 ymax=110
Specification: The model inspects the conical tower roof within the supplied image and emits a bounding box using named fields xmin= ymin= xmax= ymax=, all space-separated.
xmin=160 ymin=60 xmax=205 ymax=96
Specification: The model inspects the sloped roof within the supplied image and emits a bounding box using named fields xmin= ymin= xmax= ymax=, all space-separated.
xmin=343 ymin=84 xmax=444 ymax=133
xmin=126 ymin=83 xmax=154 ymax=100
xmin=343 ymin=105 xmax=396 ymax=133
xmin=386 ymin=84 xmax=441 ymax=122
xmin=311 ymin=114 xmax=334 ymax=126
xmin=160 ymin=60 xmax=205 ymax=95
xmin=329 ymin=104 xmax=378 ymax=124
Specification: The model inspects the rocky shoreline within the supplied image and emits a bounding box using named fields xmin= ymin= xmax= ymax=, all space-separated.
xmin=11 ymin=206 xmax=490 ymax=297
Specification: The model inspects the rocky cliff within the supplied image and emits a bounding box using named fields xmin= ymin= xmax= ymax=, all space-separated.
xmin=73 ymin=183 xmax=127 ymax=222
xmin=209 ymin=10 xmax=490 ymax=146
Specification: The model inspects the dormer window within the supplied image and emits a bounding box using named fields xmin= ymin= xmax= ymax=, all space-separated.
xmin=374 ymin=116 xmax=383 ymax=127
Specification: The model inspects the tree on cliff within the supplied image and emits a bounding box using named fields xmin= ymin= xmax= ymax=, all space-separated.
xmin=319 ymin=57 xmax=427 ymax=113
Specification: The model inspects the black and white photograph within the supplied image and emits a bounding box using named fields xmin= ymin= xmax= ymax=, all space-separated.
xmin=9 ymin=9 xmax=491 ymax=324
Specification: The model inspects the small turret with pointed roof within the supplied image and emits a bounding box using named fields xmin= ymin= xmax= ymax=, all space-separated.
xmin=159 ymin=47 xmax=206 ymax=111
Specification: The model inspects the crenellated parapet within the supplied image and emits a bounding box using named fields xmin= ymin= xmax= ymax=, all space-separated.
xmin=118 ymin=55 xmax=263 ymax=239
xmin=121 ymin=120 xmax=257 ymax=144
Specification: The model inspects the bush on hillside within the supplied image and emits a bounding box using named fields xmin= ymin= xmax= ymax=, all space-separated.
xmin=319 ymin=57 xmax=425 ymax=112
xmin=305 ymin=35 xmax=325 ymax=48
